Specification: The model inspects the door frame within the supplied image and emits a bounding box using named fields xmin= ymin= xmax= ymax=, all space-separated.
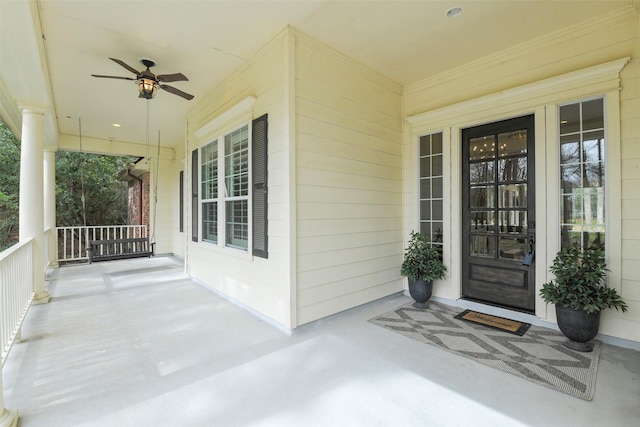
xmin=450 ymin=109 xmax=547 ymax=317
xmin=460 ymin=114 xmax=536 ymax=312
xmin=405 ymin=59 xmax=626 ymax=321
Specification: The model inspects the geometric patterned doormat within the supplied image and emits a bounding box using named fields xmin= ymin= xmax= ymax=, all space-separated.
xmin=369 ymin=301 xmax=601 ymax=400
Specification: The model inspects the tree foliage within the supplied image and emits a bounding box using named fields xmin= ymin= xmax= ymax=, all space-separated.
xmin=55 ymin=151 xmax=131 ymax=227
xmin=0 ymin=119 xmax=20 ymax=250
xmin=0 ymin=117 xmax=134 ymax=251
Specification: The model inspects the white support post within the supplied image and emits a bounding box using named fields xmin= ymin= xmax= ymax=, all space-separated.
xmin=0 ymin=373 xmax=18 ymax=427
xmin=44 ymin=149 xmax=58 ymax=268
xmin=19 ymin=106 xmax=50 ymax=304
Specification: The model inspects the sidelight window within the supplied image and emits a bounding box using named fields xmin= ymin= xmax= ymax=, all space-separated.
xmin=419 ymin=132 xmax=444 ymax=251
xmin=559 ymin=98 xmax=605 ymax=250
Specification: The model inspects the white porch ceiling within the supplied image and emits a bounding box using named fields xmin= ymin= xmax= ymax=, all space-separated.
xmin=14 ymin=1 xmax=635 ymax=150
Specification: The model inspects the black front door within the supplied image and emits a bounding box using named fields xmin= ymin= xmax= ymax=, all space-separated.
xmin=461 ymin=115 xmax=536 ymax=312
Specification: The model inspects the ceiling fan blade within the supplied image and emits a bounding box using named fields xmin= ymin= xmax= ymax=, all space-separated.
xmin=91 ymin=74 xmax=135 ymax=81
xmin=109 ymin=57 xmax=141 ymax=76
xmin=160 ymin=84 xmax=194 ymax=100
xmin=156 ymin=73 xmax=188 ymax=83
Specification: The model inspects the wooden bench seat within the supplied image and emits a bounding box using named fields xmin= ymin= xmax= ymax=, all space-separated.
xmin=88 ymin=237 xmax=155 ymax=263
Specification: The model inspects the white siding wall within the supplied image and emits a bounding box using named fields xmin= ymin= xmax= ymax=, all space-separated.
xmin=404 ymin=7 xmax=640 ymax=342
xmin=185 ymin=33 xmax=292 ymax=328
xmin=170 ymin=150 xmax=186 ymax=259
xmin=618 ymin=7 xmax=640 ymax=342
xmin=294 ymin=32 xmax=404 ymax=325
xmin=149 ymin=157 xmax=177 ymax=255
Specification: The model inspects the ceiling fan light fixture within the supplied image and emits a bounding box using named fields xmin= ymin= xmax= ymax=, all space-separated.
xmin=137 ymin=77 xmax=158 ymax=99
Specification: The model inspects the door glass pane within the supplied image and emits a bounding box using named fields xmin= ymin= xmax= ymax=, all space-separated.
xmin=470 ymin=186 xmax=495 ymax=208
xmin=420 ymin=156 xmax=430 ymax=176
xmin=560 ymin=103 xmax=580 ymax=134
xmin=498 ymin=184 xmax=527 ymax=208
xmin=432 ymin=132 xmax=443 ymax=153
xmin=432 ymin=222 xmax=443 ymax=243
xmin=560 ymin=135 xmax=580 ymax=164
xmin=498 ymin=130 xmax=527 ymax=157
xmin=497 ymin=157 xmax=527 ymax=182
xmin=420 ymin=200 xmax=431 ymax=220
xmin=499 ymin=210 xmax=527 ymax=234
xmin=582 ymin=99 xmax=604 ymax=130
xmin=583 ymin=131 xmax=604 ymax=163
xmin=585 ymin=164 xmax=605 ymax=188
xmin=470 ymin=235 xmax=496 ymax=258
xmin=420 ymin=178 xmax=431 ymax=199
xmin=432 ymin=154 xmax=443 ymax=176
xmin=470 ymin=161 xmax=494 ymax=184
xmin=561 ymin=165 xmax=582 ymax=190
xmin=432 ymin=200 xmax=443 ymax=219
xmin=432 ymin=177 xmax=443 ymax=198
xmin=470 ymin=136 xmax=495 ymax=161
xmin=420 ymin=135 xmax=431 ymax=156
xmin=498 ymin=237 xmax=527 ymax=261
xmin=470 ymin=211 xmax=495 ymax=232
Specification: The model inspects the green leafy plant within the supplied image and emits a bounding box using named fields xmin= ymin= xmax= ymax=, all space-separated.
xmin=400 ymin=231 xmax=446 ymax=282
xmin=540 ymin=245 xmax=627 ymax=314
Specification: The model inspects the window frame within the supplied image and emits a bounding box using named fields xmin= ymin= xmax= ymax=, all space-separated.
xmin=557 ymin=96 xmax=607 ymax=252
xmin=198 ymin=122 xmax=252 ymax=253
xmin=201 ymin=138 xmax=220 ymax=244
xmin=418 ymin=131 xmax=445 ymax=252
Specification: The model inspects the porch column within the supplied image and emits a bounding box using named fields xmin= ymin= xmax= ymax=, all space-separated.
xmin=19 ymin=106 xmax=50 ymax=304
xmin=0 ymin=372 xmax=18 ymax=427
xmin=44 ymin=149 xmax=58 ymax=268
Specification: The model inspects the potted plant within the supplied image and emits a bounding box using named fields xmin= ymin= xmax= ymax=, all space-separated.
xmin=400 ymin=231 xmax=447 ymax=308
xmin=540 ymin=245 xmax=627 ymax=352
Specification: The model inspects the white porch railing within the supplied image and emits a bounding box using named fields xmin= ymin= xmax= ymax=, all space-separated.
xmin=0 ymin=239 xmax=34 ymax=366
xmin=57 ymin=225 xmax=148 ymax=263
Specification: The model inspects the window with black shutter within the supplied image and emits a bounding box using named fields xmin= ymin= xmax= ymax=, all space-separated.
xmin=252 ymin=114 xmax=268 ymax=258
xmin=195 ymin=113 xmax=268 ymax=258
xmin=191 ymin=149 xmax=198 ymax=242
xmin=179 ymin=171 xmax=184 ymax=233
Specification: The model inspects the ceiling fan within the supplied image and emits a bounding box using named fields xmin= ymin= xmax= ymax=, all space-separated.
xmin=92 ymin=58 xmax=194 ymax=100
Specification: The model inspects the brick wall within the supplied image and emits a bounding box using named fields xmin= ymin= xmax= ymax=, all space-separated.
xmin=127 ymin=172 xmax=150 ymax=226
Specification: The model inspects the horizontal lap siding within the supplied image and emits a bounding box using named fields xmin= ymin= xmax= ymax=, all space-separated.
xmin=620 ymin=44 xmax=640 ymax=334
xmin=294 ymin=34 xmax=403 ymax=325
xmin=186 ymin=35 xmax=292 ymax=328
xmin=152 ymin=157 xmax=176 ymax=255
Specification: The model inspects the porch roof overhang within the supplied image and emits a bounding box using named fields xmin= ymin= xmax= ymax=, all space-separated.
xmin=0 ymin=1 xmax=633 ymax=156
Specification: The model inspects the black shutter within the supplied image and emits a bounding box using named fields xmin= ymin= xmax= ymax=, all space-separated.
xmin=179 ymin=171 xmax=184 ymax=232
xmin=252 ymin=114 xmax=268 ymax=258
xmin=191 ymin=149 xmax=199 ymax=242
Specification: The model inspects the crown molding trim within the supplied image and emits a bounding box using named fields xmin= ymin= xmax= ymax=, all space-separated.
xmin=406 ymin=57 xmax=630 ymax=129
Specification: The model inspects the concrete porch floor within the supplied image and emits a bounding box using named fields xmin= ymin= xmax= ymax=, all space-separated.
xmin=3 ymin=256 xmax=639 ymax=426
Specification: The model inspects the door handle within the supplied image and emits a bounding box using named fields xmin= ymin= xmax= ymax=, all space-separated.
xmin=523 ymin=237 xmax=535 ymax=266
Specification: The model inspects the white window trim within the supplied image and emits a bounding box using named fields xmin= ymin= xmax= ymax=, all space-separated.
xmin=200 ymin=138 xmax=219 ymax=244
xmin=194 ymin=96 xmax=256 ymax=257
xmin=198 ymin=123 xmax=252 ymax=254
xmin=405 ymin=58 xmax=628 ymax=319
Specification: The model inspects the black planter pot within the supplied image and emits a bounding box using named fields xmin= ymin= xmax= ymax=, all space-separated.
xmin=408 ymin=278 xmax=433 ymax=309
xmin=555 ymin=305 xmax=601 ymax=352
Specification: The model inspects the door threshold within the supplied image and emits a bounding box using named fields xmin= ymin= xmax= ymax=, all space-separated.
xmin=430 ymin=296 xmax=554 ymax=329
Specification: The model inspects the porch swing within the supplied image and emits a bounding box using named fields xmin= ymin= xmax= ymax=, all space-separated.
xmin=82 ymin=112 xmax=156 ymax=263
